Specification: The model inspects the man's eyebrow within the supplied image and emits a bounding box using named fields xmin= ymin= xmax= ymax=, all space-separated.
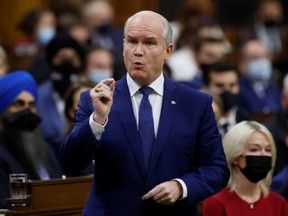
xmin=145 ymin=37 xmax=157 ymax=41
xmin=126 ymin=35 xmax=135 ymax=39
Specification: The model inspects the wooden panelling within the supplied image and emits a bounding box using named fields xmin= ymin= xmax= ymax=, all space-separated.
xmin=1 ymin=176 xmax=93 ymax=216
xmin=111 ymin=0 xmax=158 ymax=28
xmin=0 ymin=0 xmax=52 ymax=49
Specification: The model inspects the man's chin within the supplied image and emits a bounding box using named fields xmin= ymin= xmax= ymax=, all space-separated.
xmin=129 ymin=72 xmax=148 ymax=84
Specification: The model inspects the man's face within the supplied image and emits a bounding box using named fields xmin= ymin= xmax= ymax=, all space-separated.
xmin=2 ymin=91 xmax=47 ymax=177
xmin=7 ymin=91 xmax=36 ymax=114
xmin=240 ymin=41 xmax=270 ymax=75
xmin=52 ymin=48 xmax=81 ymax=68
xmin=123 ymin=14 xmax=173 ymax=86
xmin=257 ymin=1 xmax=283 ymax=23
xmin=86 ymin=49 xmax=113 ymax=73
xmin=197 ymin=42 xmax=226 ymax=65
xmin=208 ymin=70 xmax=239 ymax=95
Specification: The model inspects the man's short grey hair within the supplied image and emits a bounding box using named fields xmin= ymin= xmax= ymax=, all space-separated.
xmin=123 ymin=11 xmax=173 ymax=48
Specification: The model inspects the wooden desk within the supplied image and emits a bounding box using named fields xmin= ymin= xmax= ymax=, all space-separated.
xmin=0 ymin=175 xmax=93 ymax=216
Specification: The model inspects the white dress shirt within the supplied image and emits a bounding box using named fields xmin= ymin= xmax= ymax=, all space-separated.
xmin=89 ymin=73 xmax=187 ymax=199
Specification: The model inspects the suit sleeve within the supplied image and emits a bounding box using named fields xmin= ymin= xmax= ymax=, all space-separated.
xmin=180 ymin=96 xmax=230 ymax=205
xmin=59 ymin=91 xmax=97 ymax=172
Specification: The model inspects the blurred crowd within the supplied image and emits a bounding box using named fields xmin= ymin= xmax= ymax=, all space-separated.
xmin=0 ymin=0 xmax=288 ymax=212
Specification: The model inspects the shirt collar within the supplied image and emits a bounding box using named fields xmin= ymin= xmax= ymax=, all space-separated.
xmin=126 ymin=73 xmax=164 ymax=97
xmin=219 ymin=108 xmax=237 ymax=126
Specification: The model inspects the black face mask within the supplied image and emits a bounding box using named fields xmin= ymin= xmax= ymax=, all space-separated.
xmin=3 ymin=109 xmax=41 ymax=131
xmin=51 ymin=60 xmax=81 ymax=98
xmin=97 ymin=23 xmax=112 ymax=34
xmin=200 ymin=63 xmax=213 ymax=75
xmin=220 ymin=91 xmax=239 ymax=113
xmin=240 ymin=155 xmax=272 ymax=183
xmin=263 ymin=19 xmax=280 ymax=28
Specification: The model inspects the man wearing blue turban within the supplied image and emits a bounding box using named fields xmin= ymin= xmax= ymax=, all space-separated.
xmin=0 ymin=71 xmax=63 ymax=208
xmin=0 ymin=71 xmax=38 ymax=114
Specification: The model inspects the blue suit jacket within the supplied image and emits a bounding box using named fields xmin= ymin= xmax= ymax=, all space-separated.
xmin=37 ymin=80 xmax=67 ymax=150
xmin=238 ymin=76 xmax=281 ymax=114
xmin=60 ymin=75 xmax=229 ymax=216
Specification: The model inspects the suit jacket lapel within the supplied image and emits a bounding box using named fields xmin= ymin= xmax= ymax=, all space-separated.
xmin=148 ymin=77 xmax=180 ymax=177
xmin=113 ymin=77 xmax=146 ymax=180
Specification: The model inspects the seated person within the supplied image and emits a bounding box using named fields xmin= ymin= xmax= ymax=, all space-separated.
xmin=0 ymin=71 xmax=63 ymax=208
xmin=266 ymin=73 xmax=288 ymax=175
xmin=203 ymin=121 xmax=288 ymax=215
xmin=63 ymin=78 xmax=96 ymax=177
xmin=238 ymin=39 xmax=281 ymax=117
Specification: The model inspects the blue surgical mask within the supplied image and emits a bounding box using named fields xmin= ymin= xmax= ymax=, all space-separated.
xmin=88 ymin=70 xmax=113 ymax=83
xmin=247 ymin=58 xmax=272 ymax=82
xmin=37 ymin=26 xmax=56 ymax=45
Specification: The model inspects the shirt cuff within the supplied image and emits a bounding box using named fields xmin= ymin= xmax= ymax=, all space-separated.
xmin=89 ymin=112 xmax=107 ymax=140
xmin=173 ymin=178 xmax=188 ymax=199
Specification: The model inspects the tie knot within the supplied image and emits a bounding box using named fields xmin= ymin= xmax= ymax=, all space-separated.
xmin=139 ymin=86 xmax=153 ymax=96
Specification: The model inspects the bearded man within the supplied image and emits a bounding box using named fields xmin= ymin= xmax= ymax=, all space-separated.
xmin=0 ymin=71 xmax=63 ymax=208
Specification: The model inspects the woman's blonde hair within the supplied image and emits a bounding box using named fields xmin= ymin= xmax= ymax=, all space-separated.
xmin=223 ymin=121 xmax=276 ymax=196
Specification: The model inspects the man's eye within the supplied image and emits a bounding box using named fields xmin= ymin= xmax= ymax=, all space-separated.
xmin=145 ymin=41 xmax=155 ymax=46
xmin=12 ymin=100 xmax=24 ymax=107
xmin=128 ymin=39 xmax=137 ymax=44
xmin=215 ymin=84 xmax=224 ymax=88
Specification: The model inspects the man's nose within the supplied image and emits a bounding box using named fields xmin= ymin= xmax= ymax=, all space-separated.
xmin=134 ymin=43 xmax=144 ymax=55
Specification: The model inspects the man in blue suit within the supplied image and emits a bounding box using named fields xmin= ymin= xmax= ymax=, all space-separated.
xmin=60 ymin=10 xmax=229 ymax=216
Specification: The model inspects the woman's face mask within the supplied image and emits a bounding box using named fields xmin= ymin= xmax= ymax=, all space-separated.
xmin=239 ymin=155 xmax=272 ymax=183
xmin=37 ymin=26 xmax=56 ymax=45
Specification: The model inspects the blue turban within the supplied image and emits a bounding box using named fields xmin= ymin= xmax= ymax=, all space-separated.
xmin=0 ymin=71 xmax=37 ymax=114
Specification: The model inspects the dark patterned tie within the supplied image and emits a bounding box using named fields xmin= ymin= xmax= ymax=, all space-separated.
xmin=139 ymin=86 xmax=155 ymax=170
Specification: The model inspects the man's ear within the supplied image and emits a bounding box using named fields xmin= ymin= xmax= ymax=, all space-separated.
xmin=164 ymin=43 xmax=173 ymax=60
xmin=123 ymin=38 xmax=126 ymax=56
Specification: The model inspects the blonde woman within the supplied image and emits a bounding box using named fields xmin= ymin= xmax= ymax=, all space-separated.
xmin=203 ymin=121 xmax=288 ymax=215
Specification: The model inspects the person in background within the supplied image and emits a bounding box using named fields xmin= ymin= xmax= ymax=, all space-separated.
xmin=169 ymin=0 xmax=215 ymax=48
xmin=11 ymin=8 xmax=57 ymax=84
xmin=64 ymin=78 xmax=96 ymax=133
xmin=266 ymin=73 xmax=288 ymax=175
xmin=202 ymin=60 xmax=251 ymax=135
xmin=238 ymin=39 xmax=281 ymax=119
xmin=0 ymin=71 xmax=63 ymax=208
xmin=82 ymin=0 xmax=126 ymax=80
xmin=202 ymin=90 xmax=224 ymax=130
xmin=37 ymin=34 xmax=85 ymax=154
xmin=57 ymin=13 xmax=90 ymax=48
xmin=0 ymin=46 xmax=9 ymax=77
xmin=63 ymin=78 xmax=96 ymax=176
xmin=82 ymin=0 xmax=123 ymax=53
xmin=83 ymin=46 xmax=114 ymax=83
xmin=60 ymin=10 xmax=229 ymax=215
xmin=13 ymin=8 xmax=57 ymax=57
xmin=271 ymin=164 xmax=288 ymax=201
xmin=237 ymin=0 xmax=286 ymax=57
xmin=203 ymin=121 xmax=288 ymax=216
xmin=168 ymin=36 xmax=227 ymax=89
